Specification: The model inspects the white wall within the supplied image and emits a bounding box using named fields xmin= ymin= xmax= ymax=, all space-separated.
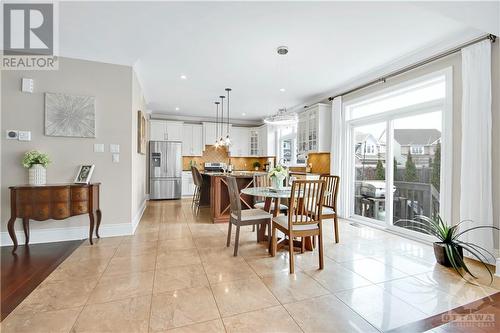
xmin=0 ymin=57 xmax=147 ymax=244
xmin=131 ymin=70 xmax=148 ymax=231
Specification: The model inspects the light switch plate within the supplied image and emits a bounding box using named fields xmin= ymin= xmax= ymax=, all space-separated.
xmin=110 ymin=144 xmax=120 ymax=153
xmin=112 ymin=153 xmax=120 ymax=163
xmin=21 ymin=78 xmax=34 ymax=93
xmin=94 ymin=143 xmax=105 ymax=153
xmin=18 ymin=131 xmax=31 ymax=141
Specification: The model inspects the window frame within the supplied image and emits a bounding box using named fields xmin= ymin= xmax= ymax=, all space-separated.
xmin=342 ymin=68 xmax=453 ymax=242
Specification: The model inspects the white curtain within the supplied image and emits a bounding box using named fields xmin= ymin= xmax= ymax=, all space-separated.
xmin=460 ymin=40 xmax=493 ymax=254
xmin=330 ymin=96 xmax=347 ymax=217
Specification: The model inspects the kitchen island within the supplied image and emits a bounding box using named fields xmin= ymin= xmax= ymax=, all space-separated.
xmin=200 ymin=171 xmax=266 ymax=223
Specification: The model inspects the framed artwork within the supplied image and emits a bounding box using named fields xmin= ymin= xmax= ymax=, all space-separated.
xmin=45 ymin=92 xmax=96 ymax=138
xmin=74 ymin=165 xmax=95 ymax=184
xmin=137 ymin=110 xmax=147 ymax=154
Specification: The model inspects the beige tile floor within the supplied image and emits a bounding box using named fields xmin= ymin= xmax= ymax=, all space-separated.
xmin=2 ymin=199 xmax=499 ymax=333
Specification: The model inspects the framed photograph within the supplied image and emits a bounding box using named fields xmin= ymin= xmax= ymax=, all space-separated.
xmin=74 ymin=165 xmax=95 ymax=184
xmin=137 ymin=110 xmax=147 ymax=154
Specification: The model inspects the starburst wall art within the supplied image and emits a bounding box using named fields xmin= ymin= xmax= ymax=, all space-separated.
xmin=45 ymin=92 xmax=96 ymax=138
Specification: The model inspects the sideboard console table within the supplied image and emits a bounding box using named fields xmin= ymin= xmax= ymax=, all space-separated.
xmin=7 ymin=183 xmax=101 ymax=251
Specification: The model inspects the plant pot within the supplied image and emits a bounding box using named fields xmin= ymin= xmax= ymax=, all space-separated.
xmin=29 ymin=164 xmax=46 ymax=185
xmin=433 ymin=242 xmax=463 ymax=267
xmin=254 ymin=167 xmax=259 ymax=171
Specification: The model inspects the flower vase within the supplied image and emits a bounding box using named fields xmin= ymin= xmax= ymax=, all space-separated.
xmin=29 ymin=164 xmax=46 ymax=185
xmin=272 ymin=175 xmax=285 ymax=189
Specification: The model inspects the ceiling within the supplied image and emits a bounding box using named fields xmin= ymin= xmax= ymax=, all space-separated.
xmin=57 ymin=1 xmax=494 ymax=121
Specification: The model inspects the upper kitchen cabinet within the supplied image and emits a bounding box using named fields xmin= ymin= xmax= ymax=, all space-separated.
xmin=203 ymin=122 xmax=232 ymax=149
xmin=258 ymin=124 xmax=275 ymax=157
xmin=182 ymin=123 xmax=203 ymax=156
xmin=297 ymin=103 xmax=331 ymax=153
xmin=229 ymin=126 xmax=249 ymax=157
xmin=150 ymin=120 xmax=184 ymax=141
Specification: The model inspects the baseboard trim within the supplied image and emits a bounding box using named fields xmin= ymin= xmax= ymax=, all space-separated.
xmin=0 ymin=222 xmax=133 ymax=247
xmin=132 ymin=198 xmax=148 ymax=234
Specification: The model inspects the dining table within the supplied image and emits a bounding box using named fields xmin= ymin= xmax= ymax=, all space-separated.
xmin=241 ymin=186 xmax=330 ymax=251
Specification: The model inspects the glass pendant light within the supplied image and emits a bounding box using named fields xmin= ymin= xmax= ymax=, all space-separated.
xmin=219 ymin=95 xmax=225 ymax=146
xmin=224 ymin=88 xmax=232 ymax=146
xmin=214 ymin=101 xmax=220 ymax=148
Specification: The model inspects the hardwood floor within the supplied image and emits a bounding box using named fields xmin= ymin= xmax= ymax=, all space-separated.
xmin=1 ymin=240 xmax=83 ymax=320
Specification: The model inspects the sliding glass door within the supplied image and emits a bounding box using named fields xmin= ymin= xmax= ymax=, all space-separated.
xmin=345 ymin=70 xmax=451 ymax=238
xmin=352 ymin=122 xmax=387 ymax=224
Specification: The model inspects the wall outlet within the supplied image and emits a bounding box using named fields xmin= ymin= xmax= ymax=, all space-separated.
xmin=110 ymin=144 xmax=120 ymax=153
xmin=112 ymin=153 xmax=120 ymax=163
xmin=94 ymin=143 xmax=105 ymax=153
xmin=18 ymin=131 xmax=31 ymax=141
xmin=6 ymin=130 xmax=18 ymax=139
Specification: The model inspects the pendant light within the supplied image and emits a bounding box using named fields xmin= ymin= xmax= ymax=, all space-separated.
xmin=214 ymin=101 xmax=220 ymax=147
xmin=219 ymin=95 xmax=225 ymax=146
xmin=224 ymin=88 xmax=232 ymax=146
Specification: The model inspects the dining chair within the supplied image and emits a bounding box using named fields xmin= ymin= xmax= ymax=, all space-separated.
xmin=191 ymin=166 xmax=203 ymax=214
xmin=226 ymin=176 xmax=273 ymax=256
xmin=271 ymin=179 xmax=326 ymax=274
xmin=252 ymin=173 xmax=288 ymax=213
xmin=320 ymin=175 xmax=340 ymax=243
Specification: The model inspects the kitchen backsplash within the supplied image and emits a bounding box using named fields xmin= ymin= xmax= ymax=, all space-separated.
xmin=288 ymin=153 xmax=331 ymax=175
xmin=183 ymin=145 xmax=272 ymax=171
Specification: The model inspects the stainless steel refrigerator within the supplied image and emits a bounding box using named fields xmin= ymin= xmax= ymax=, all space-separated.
xmin=149 ymin=141 xmax=182 ymax=199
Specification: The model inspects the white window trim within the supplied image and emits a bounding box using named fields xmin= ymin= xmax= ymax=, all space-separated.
xmin=341 ymin=67 xmax=453 ymax=242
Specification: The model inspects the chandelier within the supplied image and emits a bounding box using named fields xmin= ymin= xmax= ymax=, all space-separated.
xmin=264 ymin=108 xmax=298 ymax=125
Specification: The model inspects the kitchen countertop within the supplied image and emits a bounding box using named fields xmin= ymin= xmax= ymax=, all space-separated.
xmin=201 ymin=171 xmax=267 ymax=178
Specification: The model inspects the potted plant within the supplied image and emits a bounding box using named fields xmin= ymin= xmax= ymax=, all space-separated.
xmin=252 ymin=161 xmax=261 ymax=171
xmin=268 ymin=164 xmax=288 ymax=189
xmin=22 ymin=150 xmax=51 ymax=185
xmin=397 ymin=215 xmax=499 ymax=284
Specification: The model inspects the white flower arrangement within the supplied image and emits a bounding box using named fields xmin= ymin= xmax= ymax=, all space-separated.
xmin=268 ymin=164 xmax=288 ymax=179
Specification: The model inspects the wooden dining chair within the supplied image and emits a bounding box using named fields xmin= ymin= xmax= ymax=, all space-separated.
xmin=320 ymin=175 xmax=340 ymax=243
xmin=271 ymin=179 xmax=326 ymax=274
xmin=191 ymin=166 xmax=203 ymax=214
xmin=226 ymin=176 xmax=273 ymax=256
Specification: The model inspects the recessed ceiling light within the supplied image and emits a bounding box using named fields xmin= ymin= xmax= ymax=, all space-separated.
xmin=175 ymin=107 xmax=180 ymax=111
xmin=242 ymin=113 xmax=246 ymax=116
xmin=280 ymin=88 xmax=286 ymax=92
xmin=180 ymin=74 xmax=187 ymax=80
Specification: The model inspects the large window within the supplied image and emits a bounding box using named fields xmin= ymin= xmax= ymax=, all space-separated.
xmin=345 ymin=69 xmax=452 ymax=237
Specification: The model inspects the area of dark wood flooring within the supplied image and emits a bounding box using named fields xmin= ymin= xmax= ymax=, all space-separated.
xmin=1 ymin=240 xmax=83 ymax=321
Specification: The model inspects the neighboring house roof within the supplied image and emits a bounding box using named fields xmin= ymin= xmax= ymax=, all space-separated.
xmin=355 ymin=132 xmax=379 ymax=144
xmin=394 ymin=129 xmax=441 ymax=146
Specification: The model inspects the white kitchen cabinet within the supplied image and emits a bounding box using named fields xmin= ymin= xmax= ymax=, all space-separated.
xmin=165 ymin=121 xmax=183 ymax=141
xmin=182 ymin=171 xmax=195 ymax=197
xmin=229 ymin=127 xmax=249 ymax=157
xmin=192 ymin=125 xmax=203 ymax=155
xmin=297 ymin=103 xmax=331 ymax=153
xmin=182 ymin=124 xmax=203 ymax=156
xmin=258 ymin=124 xmax=275 ymax=157
xmin=150 ymin=120 xmax=167 ymax=141
xmin=249 ymin=129 xmax=259 ymax=156
xmin=149 ymin=120 xmax=184 ymax=141
xmin=203 ymin=122 xmax=217 ymax=147
xmin=202 ymin=122 xmax=232 ymax=149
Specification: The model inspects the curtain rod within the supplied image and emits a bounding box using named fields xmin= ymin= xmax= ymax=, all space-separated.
xmin=325 ymin=33 xmax=496 ymax=102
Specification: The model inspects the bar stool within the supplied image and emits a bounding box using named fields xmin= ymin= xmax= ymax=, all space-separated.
xmin=191 ymin=166 xmax=203 ymax=214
